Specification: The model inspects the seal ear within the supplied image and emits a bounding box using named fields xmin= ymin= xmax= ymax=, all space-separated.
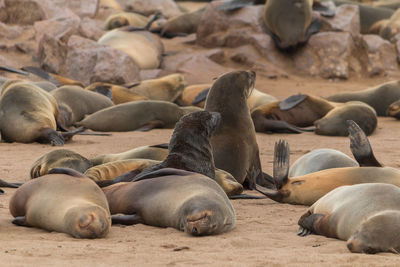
xmin=347 ymin=120 xmax=382 ymax=167
xmin=273 ymin=140 xmax=290 ymax=189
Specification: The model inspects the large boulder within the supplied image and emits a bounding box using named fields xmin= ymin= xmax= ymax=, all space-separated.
xmin=0 ymin=0 xmax=46 ymax=24
xmin=320 ymin=4 xmax=360 ymax=36
xmin=363 ymin=34 xmax=398 ymax=76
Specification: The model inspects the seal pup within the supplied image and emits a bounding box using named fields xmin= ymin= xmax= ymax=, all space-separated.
xmin=256 ymin=139 xmax=400 ymax=206
xmin=326 ymin=80 xmax=400 ymax=116
xmin=9 ymin=174 xmax=111 ymax=238
xmin=51 ymin=86 xmax=114 ymax=127
xmin=75 ymin=100 xmax=202 ymax=132
xmin=103 ymin=168 xmax=236 ymax=236
xmin=205 ymin=70 xmax=266 ymax=188
xmin=298 ymin=183 xmax=400 ymax=254
xmin=30 ymin=149 xmax=92 ymax=178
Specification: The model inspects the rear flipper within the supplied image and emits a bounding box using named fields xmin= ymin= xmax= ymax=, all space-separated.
xmin=12 ymin=216 xmax=31 ymax=227
xmin=61 ymin=126 xmax=86 ymax=141
xmin=21 ymin=66 xmax=60 ymax=86
xmin=264 ymin=120 xmax=309 ymax=134
xmin=297 ymin=212 xmax=325 ymax=237
xmin=0 ymin=66 xmax=29 ymax=76
xmin=229 ymin=194 xmax=266 ymax=199
xmin=111 ymin=214 xmax=143 ymax=225
xmin=347 ymin=120 xmax=382 ymax=167
xmin=273 ymin=140 xmax=290 ymax=190
xmin=48 ymin=167 xmax=87 ymax=178
xmin=38 ymin=128 xmax=64 ymax=146
xmin=0 ymin=179 xmax=21 ymax=188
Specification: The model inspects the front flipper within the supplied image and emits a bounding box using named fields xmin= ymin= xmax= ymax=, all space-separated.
xmin=0 ymin=179 xmax=21 ymax=188
xmin=192 ymin=88 xmax=210 ymax=105
xmin=111 ymin=214 xmax=143 ymax=225
xmin=133 ymin=168 xmax=194 ymax=182
xmin=229 ymin=194 xmax=266 ymax=199
xmin=12 ymin=216 xmax=31 ymax=227
xmin=273 ymin=140 xmax=290 ymax=190
xmin=313 ymin=0 xmax=336 ymax=17
xmin=297 ymin=212 xmax=325 ymax=237
xmin=61 ymin=126 xmax=86 ymax=141
xmin=305 ymin=19 xmax=323 ymax=39
xmin=347 ymin=120 xmax=382 ymax=167
xmin=135 ymin=120 xmax=165 ymax=132
xmin=48 ymin=167 xmax=87 ymax=178
xmin=279 ymin=94 xmax=308 ymax=111
xmin=0 ymin=66 xmax=29 ymax=76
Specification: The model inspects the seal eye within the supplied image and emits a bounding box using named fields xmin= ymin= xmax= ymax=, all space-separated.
xmin=192 ymin=227 xmax=198 ymax=235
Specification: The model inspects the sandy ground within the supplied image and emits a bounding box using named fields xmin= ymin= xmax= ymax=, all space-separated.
xmin=2 ymin=74 xmax=400 ymax=266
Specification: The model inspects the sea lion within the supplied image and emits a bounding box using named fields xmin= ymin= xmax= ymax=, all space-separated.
xmin=97 ymin=28 xmax=164 ymax=69
xmin=256 ymin=140 xmax=400 ymax=206
xmin=327 ymin=78 xmax=400 ymax=116
xmin=75 ymin=100 xmax=202 ymax=132
xmin=314 ymin=101 xmax=377 ymax=136
xmin=51 ymin=85 xmax=114 ymax=127
xmin=0 ymin=80 xmax=78 ymax=145
xmin=85 ymin=82 xmax=148 ymax=104
xmin=103 ymin=168 xmax=236 ymax=236
xmin=204 ymin=70 xmax=265 ymax=188
xmin=289 ymin=149 xmax=358 ymax=177
xmin=9 ymin=174 xmax=111 ymax=238
xmin=104 ymin=12 xmax=149 ymax=30
xmin=298 ymin=183 xmax=400 ymax=254
xmin=30 ymin=149 xmax=92 ymax=178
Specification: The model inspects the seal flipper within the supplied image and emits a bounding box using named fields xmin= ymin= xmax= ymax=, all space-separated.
xmin=297 ymin=212 xmax=325 ymax=237
xmin=111 ymin=214 xmax=143 ymax=225
xmin=305 ymin=18 xmax=322 ymax=39
xmin=38 ymin=128 xmax=64 ymax=146
xmin=21 ymin=66 xmax=60 ymax=86
xmin=150 ymin=143 xmax=169 ymax=149
xmin=229 ymin=194 xmax=266 ymax=199
xmin=312 ymin=0 xmax=336 ymax=17
xmin=0 ymin=66 xmax=29 ymax=76
xmin=48 ymin=167 xmax=87 ymax=178
xmin=279 ymin=94 xmax=308 ymax=111
xmin=12 ymin=216 xmax=31 ymax=227
xmin=347 ymin=120 xmax=382 ymax=167
xmin=273 ymin=140 xmax=290 ymax=190
xmin=135 ymin=120 xmax=165 ymax=132
xmin=0 ymin=179 xmax=21 ymax=188
xmin=217 ymin=0 xmax=255 ymax=12
xmin=192 ymin=88 xmax=210 ymax=105
xmin=61 ymin=126 xmax=86 ymax=141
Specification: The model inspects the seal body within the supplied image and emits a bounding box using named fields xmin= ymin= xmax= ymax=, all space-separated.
xmin=104 ymin=12 xmax=149 ymax=30
xmin=289 ymin=149 xmax=358 ymax=177
xmin=205 ymin=70 xmax=263 ymax=187
xmin=9 ymin=174 xmax=111 ymax=238
xmin=103 ymin=169 xmax=236 ymax=236
xmin=298 ymin=183 xmax=400 ymax=254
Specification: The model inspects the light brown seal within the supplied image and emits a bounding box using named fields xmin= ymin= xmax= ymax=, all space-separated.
xmin=9 ymin=174 xmax=111 ymax=238
xmin=298 ymin=183 xmax=400 ymax=254
xmin=103 ymin=168 xmax=236 ymax=236
xmin=104 ymin=12 xmax=149 ymax=30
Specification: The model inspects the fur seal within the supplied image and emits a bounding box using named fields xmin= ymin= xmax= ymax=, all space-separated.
xmin=0 ymin=80 xmax=79 ymax=145
xmin=9 ymin=174 xmax=111 ymax=238
xmin=97 ymin=28 xmax=164 ymax=69
xmin=314 ymin=101 xmax=377 ymax=136
xmin=51 ymin=85 xmax=114 ymax=127
xmin=205 ymin=70 xmax=265 ymax=188
xmin=298 ymin=183 xmax=400 ymax=254
xmin=30 ymin=149 xmax=92 ymax=178
xmin=256 ymin=140 xmax=400 ymax=206
xmin=90 ymin=144 xmax=169 ymax=165
xmin=104 ymin=12 xmax=149 ymax=30
xmin=289 ymin=149 xmax=358 ymax=177
xmin=75 ymin=100 xmax=202 ymax=132
xmin=327 ymin=76 xmax=400 ymax=116
xmin=85 ymin=82 xmax=148 ymax=104
xmin=103 ymin=168 xmax=236 ymax=236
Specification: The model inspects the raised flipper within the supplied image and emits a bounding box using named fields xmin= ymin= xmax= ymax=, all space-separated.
xmin=111 ymin=214 xmax=143 ymax=225
xmin=192 ymin=88 xmax=210 ymax=105
xmin=297 ymin=212 xmax=325 ymax=237
xmin=135 ymin=120 xmax=165 ymax=132
xmin=61 ymin=126 xmax=86 ymax=141
xmin=273 ymin=140 xmax=290 ymax=190
xmin=279 ymin=94 xmax=308 ymax=111
xmin=48 ymin=167 xmax=87 ymax=178
xmin=12 ymin=216 xmax=31 ymax=227
xmin=150 ymin=143 xmax=169 ymax=149
xmin=0 ymin=66 xmax=29 ymax=76
xmin=313 ymin=0 xmax=336 ymax=17
xmin=21 ymin=66 xmax=60 ymax=86
xmin=0 ymin=179 xmax=22 ymax=188
xmin=347 ymin=120 xmax=382 ymax=167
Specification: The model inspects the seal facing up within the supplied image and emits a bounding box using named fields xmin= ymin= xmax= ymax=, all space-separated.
xmin=298 ymin=183 xmax=400 ymax=254
xmin=9 ymin=174 xmax=111 ymax=238
xmin=103 ymin=168 xmax=236 ymax=236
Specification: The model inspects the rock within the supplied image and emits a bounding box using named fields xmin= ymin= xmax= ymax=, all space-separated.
xmin=0 ymin=22 xmax=22 ymax=39
xmin=321 ymin=4 xmax=360 ymax=36
xmin=42 ymin=0 xmax=99 ymax=19
xmin=37 ymin=34 xmax=67 ymax=73
xmin=78 ymin=18 xmax=105 ymax=41
xmin=293 ymin=32 xmax=364 ymax=79
xmin=197 ymin=1 xmax=265 ymax=48
xmin=363 ymin=34 xmax=398 ymax=76
xmin=63 ymin=35 xmax=140 ymax=85
xmin=124 ymin=0 xmax=182 ymax=18
xmin=0 ymin=0 xmax=46 ymax=24
xmin=139 ymin=69 xmax=163 ymax=80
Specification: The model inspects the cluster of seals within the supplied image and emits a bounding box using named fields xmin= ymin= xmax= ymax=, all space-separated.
xmin=9 ymin=174 xmax=111 ymax=238
xmin=103 ymin=168 xmax=236 ymax=236
xmin=298 ymin=183 xmax=400 ymax=254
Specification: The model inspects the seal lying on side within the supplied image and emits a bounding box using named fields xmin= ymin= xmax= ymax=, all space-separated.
xmin=51 ymin=85 xmax=114 ymax=127
xmin=30 ymin=149 xmax=92 ymax=178
xmin=103 ymin=168 xmax=236 ymax=236
xmin=75 ymin=100 xmax=202 ymax=132
xmin=205 ymin=70 xmax=265 ymax=188
xmin=298 ymin=183 xmax=400 ymax=254
xmin=256 ymin=139 xmax=400 ymax=206
xmin=9 ymin=174 xmax=111 ymax=238
xmin=326 ymin=80 xmax=400 ymax=116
